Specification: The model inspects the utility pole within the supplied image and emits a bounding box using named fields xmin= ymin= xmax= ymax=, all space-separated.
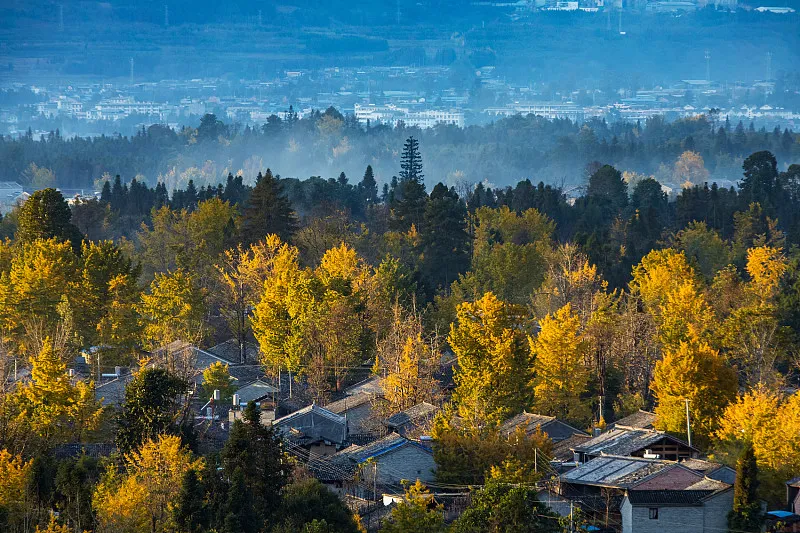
xmin=617 ymin=9 xmax=622 ymax=34
xmin=535 ymin=448 xmax=538 ymax=473
xmin=129 ymin=57 xmax=134 ymax=83
xmin=684 ymin=399 xmax=692 ymax=448
xmin=396 ymin=0 xmax=401 ymax=25
xmin=164 ymin=4 xmax=169 ymax=28
xmin=705 ymin=49 xmax=711 ymax=82
xmin=258 ymin=9 xmax=262 ymax=26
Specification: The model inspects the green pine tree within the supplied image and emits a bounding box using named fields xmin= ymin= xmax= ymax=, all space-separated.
xmin=242 ymin=170 xmax=298 ymax=245
xmin=728 ymin=443 xmax=763 ymax=533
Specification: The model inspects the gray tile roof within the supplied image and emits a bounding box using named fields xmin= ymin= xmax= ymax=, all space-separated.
xmin=551 ymin=433 xmax=593 ymax=462
xmin=235 ymin=379 xmax=280 ymax=405
xmin=679 ymin=458 xmax=724 ymax=476
xmin=311 ymin=434 xmax=432 ymax=482
xmin=560 ymin=455 xmax=672 ymax=488
xmin=324 ymin=392 xmax=378 ymax=415
xmin=499 ymin=412 xmax=587 ymax=440
xmin=685 ymin=477 xmax=732 ymax=491
xmin=273 ymin=404 xmax=347 ymax=445
xmin=609 ymin=410 xmax=657 ymax=430
xmin=573 ymin=427 xmax=696 ymax=457
xmin=788 ymin=476 xmax=800 ymax=488
xmin=386 ymin=402 xmax=439 ymax=429
xmin=345 ymin=376 xmax=385 ymax=396
xmin=626 ymin=490 xmax=714 ymax=506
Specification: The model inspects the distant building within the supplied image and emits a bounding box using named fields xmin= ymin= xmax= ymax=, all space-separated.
xmin=354 ymin=104 xmax=464 ymax=128
xmin=0 ymin=181 xmax=24 ymax=214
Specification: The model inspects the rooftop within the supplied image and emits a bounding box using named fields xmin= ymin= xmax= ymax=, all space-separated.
xmin=386 ymin=402 xmax=439 ymax=428
xmin=626 ymin=490 xmax=714 ymax=506
xmin=561 ymin=455 xmax=672 ymax=488
xmin=573 ymin=427 xmax=696 ymax=457
xmin=324 ymin=392 xmax=379 ymax=415
xmin=609 ymin=410 xmax=657 ymax=430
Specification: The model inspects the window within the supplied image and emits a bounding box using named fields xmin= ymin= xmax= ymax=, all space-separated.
xmin=649 ymin=508 xmax=659 ymax=520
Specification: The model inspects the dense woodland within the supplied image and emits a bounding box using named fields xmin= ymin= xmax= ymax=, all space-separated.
xmin=2 ymin=109 xmax=799 ymax=192
xmin=0 ymin=127 xmax=799 ymax=532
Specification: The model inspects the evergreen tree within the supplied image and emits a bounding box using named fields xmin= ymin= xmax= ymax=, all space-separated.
xmin=242 ymin=170 xmax=298 ymax=245
xmin=420 ymin=183 xmax=469 ymax=290
xmin=220 ymin=402 xmax=288 ymax=528
xmin=174 ymin=469 xmax=207 ymax=533
xmin=17 ymin=188 xmax=83 ymax=248
xmin=110 ymin=175 xmax=125 ymax=210
xmin=728 ymin=443 xmax=763 ymax=533
xmin=115 ymin=368 xmax=188 ymax=454
xmin=358 ymin=164 xmax=378 ymax=205
xmin=221 ymin=468 xmax=259 ymax=533
xmin=390 ymin=137 xmax=428 ymax=231
xmin=740 ymin=150 xmax=779 ymax=211
xmin=399 ymin=136 xmax=424 ymax=183
xmin=100 ymin=180 xmax=112 ymax=205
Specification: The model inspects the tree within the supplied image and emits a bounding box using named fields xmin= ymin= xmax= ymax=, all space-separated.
xmin=586 ymin=164 xmax=627 ymax=215
xmin=740 ymin=151 xmax=779 ymax=210
xmin=650 ymin=341 xmax=737 ymax=444
xmin=449 ymin=480 xmax=560 ymax=533
xmin=273 ymin=478 xmax=361 ymax=533
xmin=241 ymin=170 xmax=298 ymax=245
xmin=17 ymin=188 xmax=82 ymax=248
xmin=138 ymin=269 xmax=206 ymax=372
xmin=174 ymin=469 xmax=207 ymax=533
xmin=673 ymin=151 xmax=709 ymax=188
xmin=390 ymin=137 xmax=427 ymax=231
xmin=530 ymin=303 xmax=591 ymax=426
xmin=54 ymin=455 xmax=99 ymax=533
xmin=115 ymin=367 xmax=188 ymax=454
xmin=380 ymin=481 xmax=445 ymax=533
xmin=94 ymin=435 xmax=204 ymax=533
xmin=449 ymin=292 xmax=531 ymax=430
xmin=420 ymin=183 xmax=469 ymax=290
xmin=202 ymin=362 xmax=237 ymax=401
xmin=358 ymin=165 xmax=378 ymax=206
xmin=0 ymin=449 xmax=31 ymax=525
xmin=218 ymin=402 xmax=287 ymax=529
xmin=215 ymin=238 xmax=284 ymax=364
xmin=728 ymin=444 xmax=763 ymax=533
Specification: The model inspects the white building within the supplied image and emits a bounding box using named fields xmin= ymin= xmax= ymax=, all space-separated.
xmin=354 ymin=104 xmax=464 ymax=128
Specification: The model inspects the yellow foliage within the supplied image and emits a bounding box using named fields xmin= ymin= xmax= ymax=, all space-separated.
xmin=94 ymin=435 xmax=203 ymax=533
xmin=449 ymin=292 xmax=531 ymax=429
xmin=35 ymin=516 xmax=72 ymax=533
xmin=530 ymin=303 xmax=591 ymax=426
xmin=745 ymin=245 xmax=786 ymax=299
xmin=651 ymin=341 xmax=737 ymax=443
xmin=716 ymin=386 xmax=783 ymax=470
xmin=0 ymin=449 xmax=31 ymax=508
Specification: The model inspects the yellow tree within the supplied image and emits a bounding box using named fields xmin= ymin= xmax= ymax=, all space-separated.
xmin=530 ymin=303 xmax=591 ymax=426
xmin=673 ymin=151 xmax=709 ymax=188
xmin=746 ymin=245 xmax=786 ymax=300
xmin=9 ymin=238 xmax=79 ymax=350
xmin=138 ymin=269 xmax=206 ymax=372
xmin=449 ymin=292 xmax=531 ymax=430
xmin=15 ymin=338 xmax=102 ymax=446
xmin=202 ymin=361 xmax=237 ymax=401
xmin=716 ymin=386 xmax=782 ymax=470
xmin=215 ymin=236 xmax=285 ymax=364
xmin=94 ymin=434 xmax=204 ymax=533
xmin=383 ymin=334 xmax=440 ymax=413
xmin=650 ymin=340 xmax=737 ymax=444
xmin=0 ymin=448 xmax=31 ymax=520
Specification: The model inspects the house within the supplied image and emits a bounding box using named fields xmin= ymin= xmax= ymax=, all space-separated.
xmin=312 ymin=433 xmax=436 ymax=496
xmin=571 ymin=426 xmax=699 ymax=463
xmin=680 ymin=458 xmax=736 ymax=485
xmin=499 ymin=412 xmax=588 ymax=442
xmin=234 ymin=379 xmax=280 ymax=407
xmin=94 ymin=373 xmax=133 ymax=407
xmin=385 ymin=402 xmax=439 ymax=437
xmin=559 ymin=455 xmax=696 ymax=496
xmin=608 ymin=410 xmax=657 ymax=430
xmin=620 ymin=487 xmax=733 ymax=533
xmin=272 ymin=404 xmax=348 ymax=455
xmin=550 ymin=432 xmax=593 ymax=471
xmin=345 ymin=376 xmax=385 ymax=396
xmin=324 ymin=392 xmax=385 ymax=438
xmin=788 ymin=477 xmax=800 ymax=514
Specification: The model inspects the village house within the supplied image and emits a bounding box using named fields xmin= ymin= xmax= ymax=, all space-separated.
xmin=324 ymin=392 xmax=385 ymax=441
xmin=571 ymin=426 xmax=699 ymax=463
xmin=499 ymin=412 xmax=588 ymax=442
xmin=620 ymin=487 xmax=733 ymax=533
xmin=312 ymin=433 xmax=436 ymax=498
xmin=789 ymin=477 xmax=800 ymax=514
xmin=608 ymin=410 xmax=657 ymax=431
xmin=385 ymin=402 xmax=440 ymax=437
xmin=272 ymin=403 xmax=348 ymax=457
